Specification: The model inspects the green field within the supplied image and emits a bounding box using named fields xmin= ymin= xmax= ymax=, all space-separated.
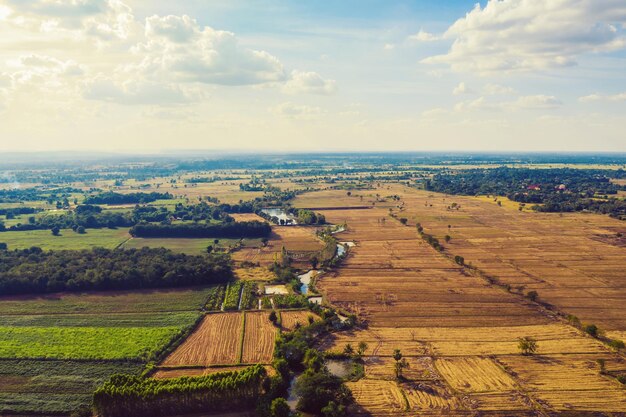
xmin=0 ymin=228 xmax=130 ymax=250
xmin=0 ymin=360 xmax=143 ymax=415
xmin=0 ymin=285 xmax=217 ymax=413
xmin=122 ymin=236 xmax=263 ymax=254
xmin=0 ymin=326 xmax=181 ymax=360
xmin=0 ymin=286 xmax=214 ymax=315
xmin=0 ymin=311 xmax=200 ymax=327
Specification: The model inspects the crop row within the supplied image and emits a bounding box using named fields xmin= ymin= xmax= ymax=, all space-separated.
xmin=223 ymin=282 xmax=244 ymax=311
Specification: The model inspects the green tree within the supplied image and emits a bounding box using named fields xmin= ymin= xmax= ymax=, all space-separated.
xmin=526 ymin=290 xmax=539 ymax=302
xmin=270 ymin=398 xmax=291 ymax=417
xmin=310 ymin=256 xmax=319 ymax=269
xmin=392 ymin=349 xmax=408 ymax=379
xmin=585 ymin=324 xmax=599 ymax=337
xmin=269 ymin=310 xmax=278 ymax=324
xmin=343 ymin=344 xmax=354 ymax=357
xmin=357 ymin=341 xmax=368 ymax=358
xmin=518 ymin=337 xmax=538 ymax=355
xmin=51 ymin=226 xmax=60 ymax=236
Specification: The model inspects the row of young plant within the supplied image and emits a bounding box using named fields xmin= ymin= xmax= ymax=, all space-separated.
xmin=93 ymin=364 xmax=266 ymax=417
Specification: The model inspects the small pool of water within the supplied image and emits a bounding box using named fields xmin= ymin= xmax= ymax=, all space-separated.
xmin=297 ymin=270 xmax=319 ymax=294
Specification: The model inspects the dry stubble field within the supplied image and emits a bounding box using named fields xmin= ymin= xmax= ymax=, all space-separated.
xmin=293 ymin=190 xmax=626 ymax=416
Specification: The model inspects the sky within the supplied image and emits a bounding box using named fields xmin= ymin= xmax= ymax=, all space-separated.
xmin=0 ymin=0 xmax=625 ymax=153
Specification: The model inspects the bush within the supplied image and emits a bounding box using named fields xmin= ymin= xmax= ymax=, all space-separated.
xmin=584 ymin=324 xmax=599 ymax=338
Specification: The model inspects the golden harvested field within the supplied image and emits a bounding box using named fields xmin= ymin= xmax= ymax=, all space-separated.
xmin=153 ymin=366 xmax=250 ymax=379
xmin=434 ymin=357 xmax=517 ymax=393
xmin=306 ymin=189 xmax=625 ymax=416
xmin=234 ymin=266 xmax=275 ymax=281
xmin=383 ymin=184 xmax=626 ymax=333
xmin=162 ymin=313 xmax=243 ymax=366
xmin=241 ymin=311 xmax=277 ymax=364
xmin=232 ymin=226 xmax=324 ymax=267
xmin=230 ymin=213 xmax=267 ymax=222
xmin=161 ymin=311 xmax=280 ymax=369
xmin=280 ymin=310 xmax=319 ymax=331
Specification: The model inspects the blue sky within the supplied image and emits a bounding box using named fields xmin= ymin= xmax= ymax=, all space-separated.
xmin=0 ymin=0 xmax=624 ymax=152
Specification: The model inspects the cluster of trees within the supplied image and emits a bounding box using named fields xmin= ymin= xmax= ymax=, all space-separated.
xmin=0 ymin=207 xmax=39 ymax=218
xmin=94 ymin=365 xmax=266 ymax=417
xmin=83 ymin=191 xmax=173 ymax=205
xmin=129 ymin=220 xmax=271 ymax=239
xmin=269 ymin=312 xmax=354 ymax=417
xmin=3 ymin=204 xmax=135 ymax=232
xmin=0 ymin=187 xmax=80 ymax=203
xmin=293 ymin=208 xmax=326 ymax=225
xmin=0 ymin=247 xmax=232 ymax=295
xmin=1 ymin=201 xmax=271 ymax=233
xmin=426 ymin=168 xmax=626 ymax=218
xmin=416 ymin=223 xmax=444 ymax=252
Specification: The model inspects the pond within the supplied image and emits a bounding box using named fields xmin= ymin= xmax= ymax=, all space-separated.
xmin=297 ymin=270 xmax=319 ymax=294
xmin=261 ymin=208 xmax=297 ymax=225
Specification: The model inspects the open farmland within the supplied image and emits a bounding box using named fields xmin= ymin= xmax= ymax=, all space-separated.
xmin=162 ymin=313 xmax=244 ymax=366
xmin=241 ymin=311 xmax=278 ymax=364
xmin=280 ymin=310 xmax=319 ymax=331
xmin=386 ymin=184 xmax=626 ymax=333
xmin=122 ymin=236 xmax=262 ymax=254
xmin=0 ymin=227 xmax=130 ymax=250
xmin=0 ymin=285 xmax=216 ymax=414
xmin=0 ymin=326 xmax=180 ymax=360
xmin=159 ymin=310 xmax=307 ymax=374
xmin=232 ymin=225 xmax=325 ymax=267
xmin=302 ymin=190 xmax=626 ymax=416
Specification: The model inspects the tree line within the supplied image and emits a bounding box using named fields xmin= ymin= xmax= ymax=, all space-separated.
xmin=129 ymin=220 xmax=271 ymax=239
xmin=83 ymin=191 xmax=173 ymax=205
xmin=0 ymin=247 xmax=232 ymax=295
xmin=94 ymin=365 xmax=266 ymax=417
xmin=426 ymin=167 xmax=626 ymax=218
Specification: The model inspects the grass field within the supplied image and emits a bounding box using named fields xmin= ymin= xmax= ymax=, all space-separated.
xmin=0 ymin=326 xmax=181 ymax=360
xmin=0 ymin=360 xmax=143 ymax=415
xmin=0 ymin=228 xmax=130 ymax=250
xmin=121 ymin=236 xmax=262 ymax=254
xmin=0 ymin=285 xmax=218 ymax=414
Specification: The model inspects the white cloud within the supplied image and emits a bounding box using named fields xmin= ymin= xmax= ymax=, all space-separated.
xmin=512 ymin=95 xmax=562 ymax=109
xmin=407 ymin=29 xmax=439 ymax=42
xmin=270 ymin=102 xmax=323 ymax=119
xmin=131 ymin=16 xmax=286 ymax=86
xmin=454 ymin=94 xmax=562 ymax=112
xmin=145 ymin=14 xmax=197 ymax=43
xmin=483 ymin=83 xmax=516 ymax=96
xmin=383 ymin=43 xmax=395 ymax=50
xmin=423 ymin=0 xmax=626 ymax=73
xmin=5 ymin=0 xmax=135 ymax=41
xmin=282 ymin=70 xmax=337 ymax=95
xmin=579 ymin=92 xmax=626 ymax=102
xmin=83 ymin=77 xmax=199 ymax=105
xmin=452 ymin=82 xmax=473 ymax=95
